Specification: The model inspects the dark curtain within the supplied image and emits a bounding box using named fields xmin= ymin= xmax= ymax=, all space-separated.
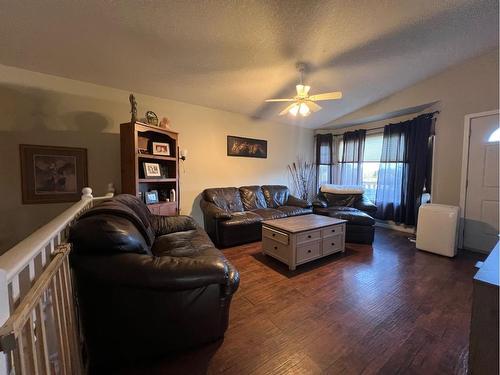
xmin=375 ymin=113 xmax=434 ymax=225
xmin=340 ymin=129 xmax=366 ymax=185
xmin=315 ymin=134 xmax=333 ymax=189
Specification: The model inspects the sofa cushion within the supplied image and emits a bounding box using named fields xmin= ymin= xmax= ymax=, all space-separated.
xmin=79 ymin=198 xmax=155 ymax=246
xmin=315 ymin=206 xmax=375 ymax=226
xmin=70 ymin=214 xmax=152 ymax=255
xmin=261 ymin=185 xmax=289 ymax=208
xmin=251 ymin=208 xmax=286 ymax=220
xmin=322 ymin=192 xmax=361 ymax=208
xmin=239 ymin=186 xmax=267 ymax=210
xmin=152 ymin=228 xmax=216 ymax=257
xmin=277 ymin=206 xmax=313 ymax=217
xmin=219 ymin=211 xmax=262 ymax=227
xmin=203 ymin=187 xmax=244 ymax=212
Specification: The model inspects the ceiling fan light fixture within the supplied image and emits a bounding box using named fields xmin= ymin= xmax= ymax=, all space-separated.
xmin=288 ymin=103 xmax=300 ymax=116
xmin=299 ymin=102 xmax=311 ymax=116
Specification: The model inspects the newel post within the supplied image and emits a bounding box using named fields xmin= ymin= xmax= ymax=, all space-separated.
xmin=81 ymin=187 xmax=93 ymax=200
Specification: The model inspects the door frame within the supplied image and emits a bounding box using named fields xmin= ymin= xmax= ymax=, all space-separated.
xmin=458 ymin=109 xmax=499 ymax=251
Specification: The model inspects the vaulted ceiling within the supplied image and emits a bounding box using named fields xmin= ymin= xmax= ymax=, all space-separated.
xmin=0 ymin=0 xmax=497 ymax=128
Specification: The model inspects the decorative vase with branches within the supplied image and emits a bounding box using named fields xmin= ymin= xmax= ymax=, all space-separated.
xmin=287 ymin=157 xmax=315 ymax=202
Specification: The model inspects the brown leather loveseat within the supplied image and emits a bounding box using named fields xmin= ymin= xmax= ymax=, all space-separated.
xmin=69 ymin=194 xmax=239 ymax=372
xmin=200 ymin=185 xmax=312 ymax=247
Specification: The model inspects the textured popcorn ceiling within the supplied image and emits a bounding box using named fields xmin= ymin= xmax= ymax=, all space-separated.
xmin=0 ymin=0 xmax=497 ymax=128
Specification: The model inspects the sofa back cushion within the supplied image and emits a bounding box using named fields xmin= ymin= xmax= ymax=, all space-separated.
xmin=261 ymin=185 xmax=289 ymax=208
xmin=112 ymin=194 xmax=156 ymax=244
xmin=322 ymin=192 xmax=361 ymax=207
xmin=239 ymin=186 xmax=267 ymax=210
xmin=203 ymin=187 xmax=244 ymax=212
xmin=70 ymin=214 xmax=152 ymax=255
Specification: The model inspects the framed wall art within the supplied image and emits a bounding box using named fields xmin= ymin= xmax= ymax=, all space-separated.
xmin=227 ymin=135 xmax=267 ymax=158
xmin=20 ymin=144 xmax=88 ymax=204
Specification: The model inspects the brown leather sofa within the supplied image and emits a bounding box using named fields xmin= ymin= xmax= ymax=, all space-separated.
xmin=313 ymin=190 xmax=377 ymax=244
xmin=69 ymin=194 xmax=239 ymax=373
xmin=200 ymin=185 xmax=312 ymax=247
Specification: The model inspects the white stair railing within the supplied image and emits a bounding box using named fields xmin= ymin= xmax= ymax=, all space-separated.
xmin=0 ymin=187 xmax=113 ymax=375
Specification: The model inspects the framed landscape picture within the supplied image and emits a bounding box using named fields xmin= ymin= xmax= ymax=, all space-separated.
xmin=227 ymin=135 xmax=267 ymax=158
xmin=20 ymin=144 xmax=88 ymax=204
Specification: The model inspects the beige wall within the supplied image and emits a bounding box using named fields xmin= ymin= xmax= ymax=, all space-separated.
xmin=320 ymin=48 xmax=499 ymax=206
xmin=0 ymin=65 xmax=313 ymax=254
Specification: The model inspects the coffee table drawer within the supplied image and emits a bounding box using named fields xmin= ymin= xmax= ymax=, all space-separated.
xmin=262 ymin=237 xmax=290 ymax=262
xmin=297 ymin=240 xmax=321 ymax=263
xmin=322 ymin=235 xmax=343 ymax=255
xmin=297 ymin=230 xmax=321 ymax=244
xmin=262 ymin=226 xmax=289 ymax=245
xmin=321 ymin=225 xmax=344 ymax=238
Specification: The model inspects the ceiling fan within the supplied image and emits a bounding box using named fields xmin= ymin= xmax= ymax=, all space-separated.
xmin=265 ymin=63 xmax=342 ymax=117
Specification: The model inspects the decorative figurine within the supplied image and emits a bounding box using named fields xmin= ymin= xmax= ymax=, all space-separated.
xmin=129 ymin=94 xmax=137 ymax=123
xmin=159 ymin=117 xmax=171 ymax=130
xmin=145 ymin=110 xmax=158 ymax=126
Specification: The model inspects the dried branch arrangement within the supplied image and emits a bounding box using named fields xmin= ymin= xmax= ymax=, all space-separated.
xmin=287 ymin=157 xmax=315 ymax=202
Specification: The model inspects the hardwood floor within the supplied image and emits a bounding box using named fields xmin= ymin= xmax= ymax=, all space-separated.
xmin=120 ymin=228 xmax=482 ymax=375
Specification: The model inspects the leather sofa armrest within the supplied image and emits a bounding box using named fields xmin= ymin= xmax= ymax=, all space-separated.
xmin=200 ymin=200 xmax=232 ymax=220
xmin=152 ymin=215 xmax=198 ymax=236
xmin=286 ymin=195 xmax=311 ymax=208
xmin=354 ymin=195 xmax=377 ymax=213
xmin=312 ymin=194 xmax=328 ymax=208
xmin=71 ymin=252 xmax=239 ymax=293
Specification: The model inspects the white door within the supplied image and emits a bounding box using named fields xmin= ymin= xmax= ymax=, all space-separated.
xmin=463 ymin=112 xmax=499 ymax=253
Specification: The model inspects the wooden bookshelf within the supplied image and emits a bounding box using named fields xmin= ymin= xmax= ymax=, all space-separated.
xmin=120 ymin=121 xmax=179 ymax=216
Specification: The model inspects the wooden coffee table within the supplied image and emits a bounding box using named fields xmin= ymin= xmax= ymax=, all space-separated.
xmin=262 ymin=214 xmax=347 ymax=270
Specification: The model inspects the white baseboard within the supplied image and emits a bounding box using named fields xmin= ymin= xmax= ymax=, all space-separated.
xmin=375 ymin=220 xmax=415 ymax=234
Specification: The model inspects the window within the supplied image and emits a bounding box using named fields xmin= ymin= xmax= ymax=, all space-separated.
xmin=336 ymin=132 xmax=383 ymax=201
xmin=361 ymin=133 xmax=383 ymax=202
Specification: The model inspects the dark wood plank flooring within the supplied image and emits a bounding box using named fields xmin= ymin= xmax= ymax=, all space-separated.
xmin=121 ymin=228 xmax=482 ymax=375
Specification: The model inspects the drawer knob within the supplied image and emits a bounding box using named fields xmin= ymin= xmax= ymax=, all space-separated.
xmin=331 ymin=243 xmax=335 ymax=246
xmin=332 ymin=229 xmax=335 ymax=232
xmin=274 ymin=246 xmax=278 ymax=250
xmin=307 ymin=235 xmax=311 ymax=238
xmin=307 ymin=250 xmax=311 ymax=253
xmin=272 ymin=233 xmax=275 ymax=237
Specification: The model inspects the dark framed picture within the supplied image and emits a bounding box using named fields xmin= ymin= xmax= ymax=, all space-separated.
xmin=20 ymin=144 xmax=88 ymax=204
xmin=145 ymin=190 xmax=159 ymax=204
xmin=152 ymin=142 xmax=170 ymax=156
xmin=143 ymin=162 xmax=162 ymax=178
xmin=227 ymin=136 xmax=267 ymax=158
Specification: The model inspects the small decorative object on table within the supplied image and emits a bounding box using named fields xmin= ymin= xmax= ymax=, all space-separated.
xmin=169 ymin=189 xmax=176 ymax=202
xmin=145 ymin=190 xmax=159 ymax=204
xmin=159 ymin=117 xmax=171 ymax=130
xmin=20 ymin=144 xmax=88 ymax=204
xmin=143 ymin=162 xmax=161 ymax=178
xmin=152 ymin=142 xmax=170 ymax=156
xmin=145 ymin=110 xmax=158 ymax=126
xmin=129 ymin=94 xmax=137 ymax=123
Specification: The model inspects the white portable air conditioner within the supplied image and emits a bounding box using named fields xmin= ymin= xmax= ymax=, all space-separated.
xmin=416 ymin=204 xmax=460 ymax=257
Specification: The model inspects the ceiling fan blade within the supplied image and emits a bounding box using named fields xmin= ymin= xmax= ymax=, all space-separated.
xmin=279 ymin=103 xmax=298 ymax=116
xmin=305 ymin=101 xmax=322 ymax=112
xmin=309 ymin=91 xmax=343 ymax=101
xmin=265 ymin=98 xmax=295 ymax=102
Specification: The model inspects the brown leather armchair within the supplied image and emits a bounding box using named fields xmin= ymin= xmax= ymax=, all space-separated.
xmin=200 ymin=185 xmax=312 ymax=247
xmin=69 ymin=195 xmax=239 ymax=372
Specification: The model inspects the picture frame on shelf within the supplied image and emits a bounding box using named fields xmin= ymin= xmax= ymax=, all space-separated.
xmin=143 ymin=162 xmax=162 ymax=178
xmin=152 ymin=142 xmax=170 ymax=156
xmin=145 ymin=190 xmax=159 ymax=204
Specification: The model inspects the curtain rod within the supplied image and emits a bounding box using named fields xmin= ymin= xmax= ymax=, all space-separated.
xmin=323 ymin=111 xmax=440 ymax=137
